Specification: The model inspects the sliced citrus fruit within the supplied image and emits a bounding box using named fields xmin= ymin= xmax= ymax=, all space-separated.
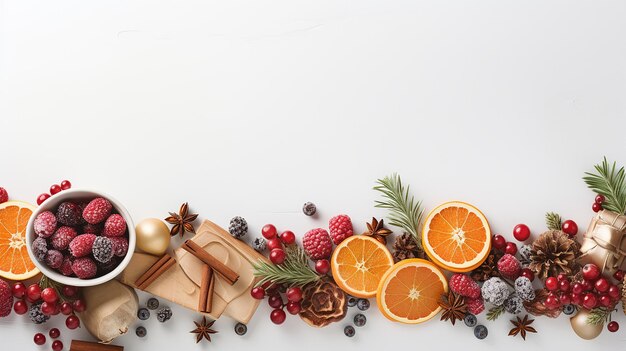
xmin=331 ymin=235 xmax=394 ymax=298
xmin=422 ymin=201 xmax=491 ymax=272
xmin=0 ymin=201 xmax=39 ymax=280
xmin=376 ymin=258 xmax=447 ymax=324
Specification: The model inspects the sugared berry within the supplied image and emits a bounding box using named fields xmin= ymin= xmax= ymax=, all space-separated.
xmin=72 ymin=257 xmax=98 ymax=279
xmin=262 ymin=224 xmax=277 ymax=239
xmin=464 ymin=313 xmax=477 ymax=327
xmin=513 ymin=224 xmax=530 ymax=241
xmin=270 ymin=308 xmax=286 ymax=324
xmin=474 ymin=325 xmax=488 ymax=339
xmin=136 ymin=326 xmax=147 ymax=337
xmin=69 ymin=234 xmax=97 ymax=258
xmin=344 ymin=325 xmax=355 ymax=337
xmin=92 ymin=237 xmax=114 ymax=264
xmin=315 ymin=259 xmax=330 ymax=274
xmin=357 ymin=299 xmax=370 ymax=311
xmin=82 ymin=198 xmax=113 ymax=224
xmin=582 ymin=264 xmax=601 ymax=281
xmin=354 ymin=313 xmax=367 ymax=327
xmin=34 ymin=333 xmax=46 ymax=345
xmin=49 ymin=328 xmax=60 ymax=339
xmin=45 ymin=250 xmax=64 ymax=269
xmin=56 ymin=202 xmax=82 ymax=226
xmin=561 ymin=220 xmax=578 ymax=237
xmin=234 ymin=323 xmax=247 ymax=336
xmin=34 ymin=211 xmax=57 ymax=238
xmin=504 ymin=242 xmax=517 ymax=255
xmin=103 ymin=214 xmax=127 ymax=237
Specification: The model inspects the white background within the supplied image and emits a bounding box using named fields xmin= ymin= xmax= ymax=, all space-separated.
xmin=1 ymin=0 xmax=626 ymax=350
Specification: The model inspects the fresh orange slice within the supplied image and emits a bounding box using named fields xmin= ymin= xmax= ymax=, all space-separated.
xmin=376 ymin=258 xmax=448 ymax=324
xmin=331 ymin=235 xmax=394 ymax=298
xmin=0 ymin=201 xmax=39 ymax=280
xmin=422 ymin=201 xmax=491 ymax=272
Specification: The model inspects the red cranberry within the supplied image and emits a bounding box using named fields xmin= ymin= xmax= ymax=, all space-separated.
xmin=41 ymin=301 xmax=56 ymax=316
xmin=286 ymin=287 xmax=302 ymax=302
xmin=49 ymin=328 xmax=60 ymax=339
xmin=60 ymin=302 xmax=73 ymax=315
xmin=545 ymin=277 xmax=558 ymax=291
xmin=520 ymin=268 xmax=534 ymax=282
xmin=582 ymin=264 xmax=601 ymax=281
xmin=262 ymin=224 xmax=277 ymax=239
xmin=41 ymin=287 xmax=58 ymax=304
xmin=34 ymin=333 xmax=46 ymax=345
xmin=595 ymin=194 xmax=606 ymax=204
xmin=595 ymin=278 xmax=609 ymax=293
xmin=60 ymin=180 xmax=72 ymax=190
xmin=572 ymin=282 xmax=584 ymax=294
xmin=269 ymin=248 xmax=286 ymax=264
xmin=608 ymin=285 xmax=620 ymax=299
xmin=65 ymin=315 xmax=80 ymax=329
xmin=570 ymin=292 xmax=583 ymax=305
xmin=36 ymin=193 xmax=51 ymax=205
xmin=12 ymin=282 xmax=26 ymax=298
xmin=557 ymin=273 xmax=568 ymax=282
xmin=513 ymin=224 xmax=530 ymax=241
xmin=52 ymin=340 xmax=63 ymax=351
xmin=592 ymin=202 xmax=603 ymax=213
xmin=613 ymin=270 xmax=625 ymax=281
xmin=268 ymin=295 xmax=283 ymax=308
xmin=270 ymin=308 xmax=286 ymax=324
xmin=250 ymin=287 xmax=266 ymax=300
xmin=492 ymin=235 xmax=506 ymax=250
xmin=559 ymin=280 xmax=571 ymax=292
xmin=50 ymin=184 xmax=61 ymax=195
xmin=559 ymin=292 xmax=571 ymax=305
xmin=608 ymin=321 xmax=619 ymax=332
xmin=599 ymin=294 xmax=612 ymax=307
xmin=279 ymin=231 xmax=296 ymax=245
xmin=72 ymin=299 xmax=86 ymax=313
xmin=267 ymin=238 xmax=282 ymax=251
xmin=504 ymin=242 xmax=517 ymax=255
xmin=315 ymin=259 xmax=330 ymax=274
xmin=13 ymin=300 xmax=28 ymax=315
xmin=583 ymin=293 xmax=598 ymax=310
xmin=286 ymin=301 xmax=301 ymax=315
xmin=544 ymin=294 xmax=560 ymax=309
xmin=62 ymin=286 xmax=78 ymax=298
xmin=26 ymin=284 xmax=41 ymax=301
xmin=561 ymin=220 xmax=578 ymax=237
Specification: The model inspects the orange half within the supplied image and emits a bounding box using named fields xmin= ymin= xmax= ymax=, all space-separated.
xmin=422 ymin=201 xmax=491 ymax=272
xmin=0 ymin=201 xmax=39 ymax=280
xmin=376 ymin=258 xmax=448 ymax=324
xmin=331 ymin=235 xmax=394 ymax=298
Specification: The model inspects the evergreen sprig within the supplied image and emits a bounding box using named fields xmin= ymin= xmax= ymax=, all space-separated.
xmin=486 ymin=305 xmax=505 ymax=321
xmin=583 ymin=157 xmax=626 ymax=214
xmin=253 ymin=245 xmax=319 ymax=288
xmin=374 ymin=173 xmax=423 ymax=245
xmin=586 ymin=307 xmax=613 ymax=325
xmin=545 ymin=212 xmax=562 ymax=231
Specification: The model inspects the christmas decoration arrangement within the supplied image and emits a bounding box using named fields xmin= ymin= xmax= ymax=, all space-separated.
xmin=1 ymin=157 xmax=626 ymax=349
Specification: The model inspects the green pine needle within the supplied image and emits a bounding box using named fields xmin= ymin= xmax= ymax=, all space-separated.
xmin=583 ymin=157 xmax=626 ymax=214
xmin=253 ymin=245 xmax=320 ymax=288
xmin=486 ymin=305 xmax=505 ymax=321
xmin=586 ymin=307 xmax=612 ymax=325
xmin=545 ymin=212 xmax=562 ymax=231
xmin=374 ymin=173 xmax=423 ymax=246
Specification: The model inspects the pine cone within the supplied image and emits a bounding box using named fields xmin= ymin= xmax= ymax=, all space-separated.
xmin=299 ymin=279 xmax=347 ymax=327
xmin=470 ymin=249 xmax=503 ymax=282
xmin=528 ymin=230 xmax=580 ymax=280
xmin=392 ymin=233 xmax=424 ymax=263
xmin=523 ymin=289 xmax=562 ymax=318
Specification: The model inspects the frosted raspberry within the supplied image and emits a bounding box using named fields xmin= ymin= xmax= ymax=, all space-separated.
xmin=82 ymin=198 xmax=112 ymax=224
xmin=82 ymin=223 xmax=102 ymax=235
xmin=466 ymin=297 xmax=485 ymax=315
xmin=34 ymin=211 xmax=57 ymax=238
xmin=69 ymin=234 xmax=97 ymax=258
xmin=59 ymin=256 xmax=74 ymax=276
xmin=109 ymin=237 xmax=129 ymax=257
xmin=31 ymin=237 xmax=48 ymax=262
xmin=92 ymin=237 xmax=113 ymax=264
xmin=45 ymin=250 xmax=64 ymax=269
xmin=328 ymin=215 xmax=353 ymax=245
xmin=51 ymin=226 xmax=77 ymax=250
xmin=72 ymin=257 xmax=97 ymax=279
xmin=0 ymin=187 xmax=8 ymax=204
xmin=0 ymin=279 xmax=13 ymax=317
xmin=302 ymin=228 xmax=333 ymax=260
xmin=449 ymin=273 xmax=481 ymax=299
xmin=497 ymin=254 xmax=521 ymax=280
xmin=103 ymin=214 xmax=126 ymax=237
xmin=56 ymin=202 xmax=82 ymax=226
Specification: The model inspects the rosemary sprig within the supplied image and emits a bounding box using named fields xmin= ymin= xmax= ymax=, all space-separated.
xmin=583 ymin=157 xmax=626 ymax=214
xmin=545 ymin=212 xmax=562 ymax=231
xmin=253 ymin=245 xmax=320 ymax=288
xmin=586 ymin=307 xmax=613 ymax=325
xmin=374 ymin=174 xmax=423 ymax=245
xmin=486 ymin=305 xmax=505 ymax=321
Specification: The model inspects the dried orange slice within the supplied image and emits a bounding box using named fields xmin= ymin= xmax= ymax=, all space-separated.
xmin=0 ymin=201 xmax=39 ymax=280
xmin=331 ymin=235 xmax=394 ymax=298
xmin=422 ymin=201 xmax=491 ymax=272
xmin=376 ymin=258 xmax=447 ymax=324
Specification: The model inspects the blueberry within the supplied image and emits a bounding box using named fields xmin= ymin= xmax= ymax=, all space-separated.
xmin=464 ymin=313 xmax=477 ymax=327
xmin=563 ymin=304 xmax=576 ymax=315
xmin=147 ymin=298 xmax=159 ymax=310
xmin=235 ymin=322 xmax=247 ymax=336
xmin=356 ymin=299 xmax=370 ymax=311
xmin=136 ymin=326 xmax=147 ymax=338
xmin=353 ymin=314 xmax=366 ymax=327
xmin=137 ymin=308 xmax=150 ymax=320
xmin=347 ymin=296 xmax=358 ymax=307
xmin=344 ymin=325 xmax=355 ymax=337
xmin=474 ymin=325 xmax=488 ymax=340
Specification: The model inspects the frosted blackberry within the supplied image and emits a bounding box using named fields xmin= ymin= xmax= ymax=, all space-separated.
xmin=147 ymin=298 xmax=159 ymax=310
xmin=356 ymin=299 xmax=370 ymax=311
xmin=503 ymin=295 xmax=523 ymax=314
xmin=474 ymin=325 xmax=488 ymax=339
xmin=514 ymin=276 xmax=535 ymax=302
xmin=252 ymin=237 xmax=267 ymax=252
xmin=156 ymin=307 xmax=172 ymax=322
xmin=353 ymin=314 xmax=366 ymax=327
xmin=32 ymin=237 xmax=48 ymax=262
xmin=344 ymin=325 xmax=355 ymax=337
xmin=56 ymin=202 xmax=82 ymax=226
xmin=234 ymin=322 xmax=247 ymax=336
xmin=481 ymin=277 xmax=510 ymax=306
xmin=137 ymin=308 xmax=150 ymax=320
xmin=464 ymin=313 xmax=477 ymax=327
xmin=228 ymin=216 xmax=248 ymax=239
xmin=563 ymin=304 xmax=576 ymax=315
xmin=45 ymin=250 xmax=64 ymax=269
xmin=519 ymin=244 xmax=532 ymax=265
xmin=302 ymin=202 xmax=317 ymax=216
xmin=29 ymin=303 xmax=50 ymax=324
xmin=136 ymin=326 xmax=147 ymax=338
xmin=92 ymin=236 xmax=113 ymax=264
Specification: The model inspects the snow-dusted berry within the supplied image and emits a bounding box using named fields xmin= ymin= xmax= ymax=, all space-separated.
xmin=481 ymin=277 xmax=510 ymax=306
xmin=82 ymin=198 xmax=112 ymax=224
xmin=82 ymin=223 xmax=102 ymax=235
xmin=56 ymin=202 xmax=82 ymax=226
xmin=519 ymin=244 xmax=532 ymax=265
xmin=503 ymin=295 xmax=523 ymax=314
xmin=466 ymin=297 xmax=485 ymax=315
xmin=72 ymin=257 xmax=97 ymax=279
xmin=0 ymin=279 xmax=12 ymax=317
xmin=45 ymin=250 xmax=64 ymax=269
xmin=252 ymin=237 xmax=267 ymax=252
xmin=228 ymin=216 xmax=248 ymax=239
xmin=32 ymin=237 xmax=48 ymax=262
xmin=514 ymin=276 xmax=536 ymax=302
xmin=34 ymin=211 xmax=57 ymax=238
xmin=109 ymin=237 xmax=129 ymax=257
xmin=69 ymin=234 xmax=97 ymax=258
xmin=51 ymin=226 xmax=77 ymax=251
xmin=103 ymin=214 xmax=126 ymax=237
xmin=497 ymin=254 xmax=521 ymax=280
xmin=29 ymin=303 xmax=50 ymax=324
xmin=92 ymin=237 xmax=113 ymax=264
xmin=59 ymin=256 xmax=74 ymax=276
xmin=449 ymin=274 xmax=481 ymax=299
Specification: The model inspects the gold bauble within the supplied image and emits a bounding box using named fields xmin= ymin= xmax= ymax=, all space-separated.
xmin=570 ymin=309 xmax=603 ymax=340
xmin=135 ymin=218 xmax=170 ymax=255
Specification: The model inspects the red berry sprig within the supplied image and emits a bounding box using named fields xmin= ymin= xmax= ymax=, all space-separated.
xmin=592 ymin=194 xmax=605 ymax=213
xmin=37 ymin=179 xmax=72 ymax=205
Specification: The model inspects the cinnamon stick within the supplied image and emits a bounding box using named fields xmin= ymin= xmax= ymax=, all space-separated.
xmin=70 ymin=340 xmax=123 ymax=351
xmin=135 ymin=254 xmax=176 ymax=290
xmin=182 ymin=240 xmax=239 ymax=284
xmin=198 ymin=264 xmax=212 ymax=312
xmin=206 ymin=271 xmax=215 ymax=313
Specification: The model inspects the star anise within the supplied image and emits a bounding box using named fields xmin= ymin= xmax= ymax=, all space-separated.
xmin=363 ymin=217 xmax=393 ymax=244
xmin=190 ymin=316 xmax=217 ymax=343
xmin=508 ymin=315 xmax=537 ymax=340
xmin=165 ymin=202 xmax=199 ymax=238
xmin=438 ymin=292 xmax=467 ymax=325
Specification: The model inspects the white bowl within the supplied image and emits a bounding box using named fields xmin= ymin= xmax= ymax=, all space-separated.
xmin=26 ymin=189 xmax=136 ymax=287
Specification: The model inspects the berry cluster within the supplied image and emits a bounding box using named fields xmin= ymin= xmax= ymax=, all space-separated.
xmin=251 ymin=283 xmax=303 ymax=325
xmin=37 ymin=180 xmax=72 ymax=205
xmin=592 ymin=194 xmax=605 ymax=213
xmin=32 ymin=197 xmax=129 ymax=279
xmin=301 ymin=215 xmax=353 ymax=273
xmin=260 ymin=224 xmax=297 ymax=265
xmin=135 ymin=297 xmax=169 ymax=338
xmin=33 ymin=328 xmax=64 ymax=351
xmin=343 ymin=295 xmax=369 ymax=337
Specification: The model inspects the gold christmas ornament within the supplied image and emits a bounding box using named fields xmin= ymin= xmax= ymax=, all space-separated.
xmin=136 ymin=218 xmax=171 ymax=255
xmin=570 ymin=309 xmax=603 ymax=340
